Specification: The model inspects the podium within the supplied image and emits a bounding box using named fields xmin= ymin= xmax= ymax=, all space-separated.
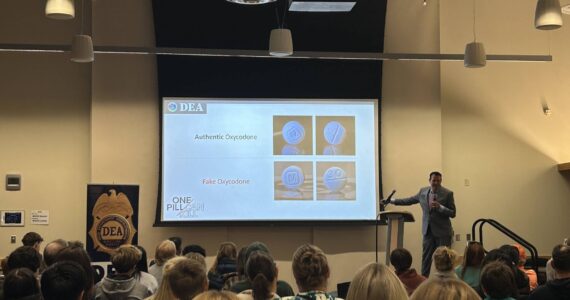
xmin=379 ymin=211 xmax=415 ymax=266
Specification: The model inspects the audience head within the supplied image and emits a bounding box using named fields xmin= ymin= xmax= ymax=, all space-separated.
xmin=153 ymin=256 xmax=187 ymax=300
xmin=410 ymin=278 xmax=480 ymax=300
xmin=346 ymin=262 xmax=408 ymax=300
xmin=512 ymin=244 xmax=527 ymax=266
xmin=433 ymin=246 xmax=457 ymax=273
xmin=292 ymin=244 xmax=330 ymax=292
xmin=169 ymin=236 xmax=183 ymax=256
xmin=246 ymin=251 xmax=278 ymax=300
xmin=21 ymin=232 xmax=43 ymax=250
xmin=236 ymin=246 xmax=248 ymax=276
xmin=41 ymin=261 xmax=88 ymax=300
xmin=183 ymin=244 xmax=206 ymax=257
xmin=155 ymin=240 xmax=177 ymax=266
xmin=43 ymin=239 xmax=68 ymax=267
xmin=194 ymin=290 xmax=240 ymax=300
xmin=551 ymin=243 xmax=570 ymax=276
xmin=168 ymin=258 xmax=208 ymax=300
xmin=480 ymin=261 xmax=517 ymax=299
xmin=112 ymin=245 xmax=142 ymax=274
xmin=3 ymin=268 xmax=41 ymax=300
xmin=481 ymin=249 xmax=511 ymax=267
xmin=390 ymin=248 xmax=413 ymax=274
xmin=54 ymin=244 xmax=95 ymax=299
xmin=185 ymin=252 xmax=207 ymax=269
xmin=459 ymin=241 xmax=485 ymax=279
xmin=7 ymin=246 xmax=42 ymax=274
xmin=133 ymin=244 xmax=149 ymax=273
xmin=211 ymin=242 xmax=237 ymax=272
xmin=499 ymin=244 xmax=520 ymax=266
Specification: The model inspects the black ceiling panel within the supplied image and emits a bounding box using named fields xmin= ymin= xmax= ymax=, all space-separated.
xmin=152 ymin=0 xmax=386 ymax=52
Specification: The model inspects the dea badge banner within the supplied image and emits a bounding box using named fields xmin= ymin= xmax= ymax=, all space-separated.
xmin=87 ymin=184 xmax=139 ymax=262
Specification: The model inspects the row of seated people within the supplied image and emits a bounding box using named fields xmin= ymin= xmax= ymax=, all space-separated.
xmin=1 ymin=232 xmax=569 ymax=300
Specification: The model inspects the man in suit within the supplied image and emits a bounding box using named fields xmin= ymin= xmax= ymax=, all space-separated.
xmin=382 ymin=171 xmax=456 ymax=277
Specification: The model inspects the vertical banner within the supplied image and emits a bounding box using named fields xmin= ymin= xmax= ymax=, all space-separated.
xmin=87 ymin=185 xmax=139 ymax=262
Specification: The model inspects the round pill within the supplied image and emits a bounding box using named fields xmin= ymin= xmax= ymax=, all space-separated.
xmin=281 ymin=165 xmax=305 ymax=190
xmin=323 ymin=121 xmax=346 ymax=145
xmin=282 ymin=144 xmax=301 ymax=155
xmin=323 ymin=166 xmax=347 ymax=192
xmin=282 ymin=121 xmax=305 ymax=145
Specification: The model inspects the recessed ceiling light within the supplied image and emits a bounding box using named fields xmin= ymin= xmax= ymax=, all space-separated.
xmin=226 ymin=0 xmax=277 ymax=4
xmin=562 ymin=4 xmax=570 ymax=14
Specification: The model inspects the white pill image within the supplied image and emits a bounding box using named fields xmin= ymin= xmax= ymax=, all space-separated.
xmin=281 ymin=165 xmax=305 ymax=190
xmin=323 ymin=167 xmax=347 ymax=192
xmin=323 ymin=121 xmax=346 ymax=145
xmin=282 ymin=121 xmax=305 ymax=145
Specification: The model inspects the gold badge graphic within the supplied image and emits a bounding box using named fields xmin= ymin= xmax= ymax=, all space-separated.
xmin=88 ymin=189 xmax=137 ymax=255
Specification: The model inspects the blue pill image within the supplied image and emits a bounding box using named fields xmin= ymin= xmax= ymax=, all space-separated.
xmin=282 ymin=121 xmax=305 ymax=145
xmin=323 ymin=145 xmax=341 ymax=155
xmin=323 ymin=166 xmax=347 ymax=192
xmin=281 ymin=165 xmax=305 ymax=190
xmin=323 ymin=121 xmax=346 ymax=145
xmin=282 ymin=144 xmax=302 ymax=155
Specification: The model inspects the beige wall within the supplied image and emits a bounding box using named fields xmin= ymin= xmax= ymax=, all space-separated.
xmin=1 ymin=0 xmax=569 ymax=293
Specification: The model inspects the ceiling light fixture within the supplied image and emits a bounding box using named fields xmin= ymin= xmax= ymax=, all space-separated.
xmin=226 ymin=0 xmax=277 ymax=4
xmin=464 ymin=0 xmax=486 ymax=68
xmin=71 ymin=0 xmax=93 ymax=63
xmin=269 ymin=0 xmax=293 ymax=57
xmin=535 ymin=0 xmax=563 ymax=30
xmin=45 ymin=0 xmax=75 ymax=20
xmin=288 ymin=1 xmax=356 ymax=12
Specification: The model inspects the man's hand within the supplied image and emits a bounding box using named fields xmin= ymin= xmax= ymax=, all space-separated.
xmin=430 ymin=200 xmax=440 ymax=209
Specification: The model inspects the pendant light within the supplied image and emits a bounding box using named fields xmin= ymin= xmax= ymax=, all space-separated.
xmin=269 ymin=0 xmax=293 ymax=57
xmin=464 ymin=0 xmax=486 ymax=68
xmin=45 ymin=0 xmax=75 ymax=20
xmin=535 ymin=0 xmax=563 ymax=30
xmin=71 ymin=0 xmax=94 ymax=63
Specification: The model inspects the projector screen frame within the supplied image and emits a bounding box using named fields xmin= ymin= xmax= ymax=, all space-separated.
xmin=154 ymin=97 xmax=383 ymax=227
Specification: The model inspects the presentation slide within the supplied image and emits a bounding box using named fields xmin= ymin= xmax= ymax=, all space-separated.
xmin=161 ymin=98 xmax=378 ymax=222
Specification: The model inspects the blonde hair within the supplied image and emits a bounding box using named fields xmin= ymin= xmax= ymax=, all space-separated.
xmin=194 ymin=290 xmax=239 ymax=300
xmin=185 ymin=252 xmax=207 ymax=269
xmin=346 ymin=262 xmax=409 ymax=300
xmin=168 ymin=259 xmax=207 ymax=300
xmin=433 ymin=247 xmax=457 ymax=272
xmin=210 ymin=242 xmax=238 ymax=273
xmin=410 ymin=278 xmax=480 ymax=300
xmin=292 ymin=244 xmax=330 ymax=292
xmin=148 ymin=256 xmax=186 ymax=300
xmin=154 ymin=240 xmax=177 ymax=266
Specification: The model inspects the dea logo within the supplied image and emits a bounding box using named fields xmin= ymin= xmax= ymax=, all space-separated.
xmin=88 ymin=189 xmax=137 ymax=255
xmin=167 ymin=102 xmax=178 ymax=112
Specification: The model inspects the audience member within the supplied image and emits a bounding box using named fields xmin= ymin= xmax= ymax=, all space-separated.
xmin=54 ymin=244 xmax=96 ymax=300
xmin=6 ymin=246 xmax=42 ymax=274
xmin=3 ymin=268 xmax=41 ymax=300
xmin=545 ymin=238 xmax=569 ymax=282
xmin=149 ymin=240 xmax=177 ymax=285
xmin=479 ymin=249 xmax=520 ymax=298
xmin=195 ymin=291 xmax=240 ymax=300
xmin=528 ymin=243 xmax=570 ymax=299
xmin=95 ymin=245 xmax=156 ymax=299
xmin=512 ymin=243 xmax=538 ymax=291
xmin=410 ymin=278 xmax=480 ymax=300
xmin=21 ymin=232 xmax=43 ymax=251
xmin=480 ymin=261 xmax=517 ymax=300
xmin=145 ymin=256 xmax=185 ymax=300
xmin=238 ymin=251 xmax=279 ymax=300
xmin=230 ymin=242 xmax=294 ymax=297
xmin=224 ymin=246 xmax=248 ymax=291
xmin=134 ymin=245 xmax=150 ymax=273
xmin=283 ymin=244 xmax=337 ymax=300
xmin=43 ymin=239 xmax=68 ymax=267
xmin=455 ymin=241 xmax=484 ymax=289
xmin=183 ymin=244 xmax=207 ymax=257
xmin=169 ymin=237 xmax=183 ymax=256
xmin=209 ymin=242 xmax=238 ymax=290
xmin=168 ymin=258 xmax=208 ymax=300
xmin=431 ymin=247 xmax=457 ymax=279
xmin=390 ymin=248 xmax=426 ymax=295
xmin=346 ymin=262 xmax=408 ymax=300
xmin=41 ymin=261 xmax=88 ymax=300
xmin=185 ymin=252 xmax=207 ymax=269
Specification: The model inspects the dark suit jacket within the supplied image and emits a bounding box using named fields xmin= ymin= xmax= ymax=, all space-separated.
xmin=393 ymin=186 xmax=456 ymax=238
